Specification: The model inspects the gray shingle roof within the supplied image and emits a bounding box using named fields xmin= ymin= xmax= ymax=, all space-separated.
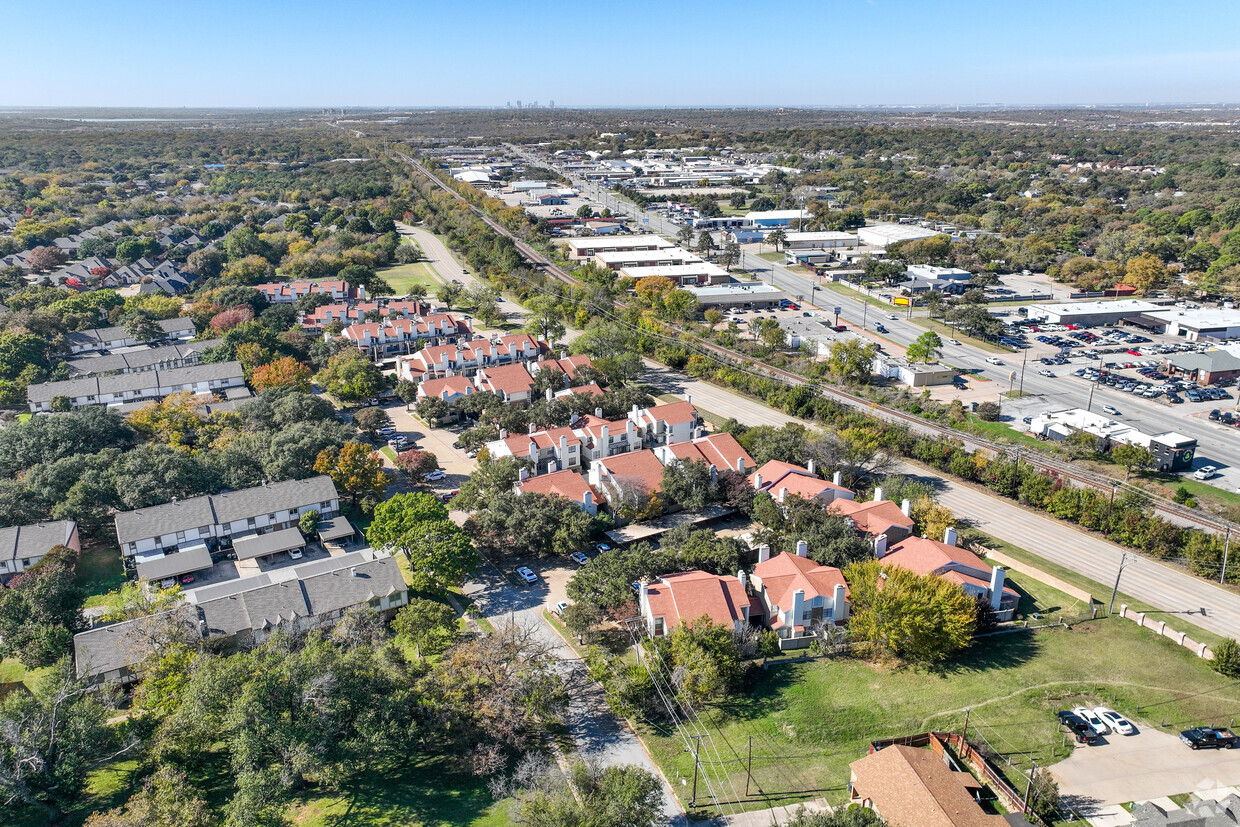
xmin=300 ymin=554 xmax=406 ymax=616
xmin=114 ymin=476 xmax=339 ymax=547
xmin=1167 ymin=350 xmax=1240 ymax=374
xmin=317 ymin=518 xmax=356 ymax=542
xmin=0 ymin=521 xmax=77 ymax=564
xmin=66 ymin=340 xmax=221 ymax=377
xmin=135 ymin=545 xmax=213 ymax=581
xmin=28 ymin=360 xmax=243 ymax=404
xmin=65 ymin=316 xmax=197 ymax=351
xmin=233 ymin=528 xmax=305 ymax=561
xmin=73 ymin=606 xmax=200 ymax=679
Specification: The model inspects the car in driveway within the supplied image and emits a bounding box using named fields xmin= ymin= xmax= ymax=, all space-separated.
xmin=516 ymin=566 xmax=538 ymax=584
xmin=569 ymin=551 xmax=589 ymax=565
xmin=1102 ymin=405 xmax=1121 ymax=416
xmin=1058 ymin=710 xmax=1099 ymax=744
xmin=1195 ymin=465 xmax=1219 ymax=480
xmin=548 ymin=600 xmax=569 ymax=616
xmin=1074 ymin=706 xmax=1110 ymax=735
xmin=425 ymin=469 xmax=448 ymax=481
xmin=1095 ymin=707 xmax=1135 ymax=735
xmin=377 ymin=426 xmax=397 ymax=437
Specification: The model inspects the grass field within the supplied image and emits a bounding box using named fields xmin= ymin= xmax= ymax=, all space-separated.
xmin=1148 ymin=472 xmax=1240 ymax=509
xmin=641 ymin=613 xmax=1240 ymax=814
xmin=757 ymin=251 xmax=785 ymax=262
xmin=380 ymin=261 xmax=442 ymax=296
xmin=913 ymin=318 xmax=1012 ymax=354
xmin=77 ymin=544 xmax=126 ymax=608
xmin=961 ymin=417 xmax=1046 ymax=448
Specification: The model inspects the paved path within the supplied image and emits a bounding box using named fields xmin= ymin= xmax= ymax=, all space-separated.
xmin=463 ymin=562 xmax=686 ymax=825
xmin=642 ymin=364 xmax=1240 ymax=641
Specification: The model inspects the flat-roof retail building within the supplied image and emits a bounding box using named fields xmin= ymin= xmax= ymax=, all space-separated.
xmin=856 ymin=223 xmax=947 ymax=249
xmin=618 ymin=262 xmax=729 ymax=286
xmin=685 ymin=282 xmax=788 ymax=309
xmin=1025 ymin=299 xmax=1162 ymax=326
xmin=1146 ymin=308 xmax=1240 ymax=342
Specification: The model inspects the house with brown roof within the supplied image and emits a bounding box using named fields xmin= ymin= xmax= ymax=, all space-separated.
xmin=748 ymin=460 xmax=854 ymax=506
xmin=849 ymin=743 xmax=1009 ymax=827
xmin=487 ymin=426 xmax=583 ymax=475
xmin=515 ymin=469 xmax=601 ymax=516
xmin=341 ymin=315 xmax=470 ymax=359
xmin=654 ymin=432 xmax=754 ymax=475
xmin=750 ymin=544 xmax=848 ymax=649
xmin=587 ymin=448 xmax=667 ymax=512
xmin=829 ymin=493 xmax=915 ymax=543
xmin=475 ymin=363 xmax=537 ymax=406
xmin=529 ymin=353 xmax=593 ymax=383
xmin=639 ymin=570 xmax=763 ymax=637
xmin=415 ymin=375 xmax=476 ymax=406
xmin=877 ymin=530 xmax=1019 ymax=621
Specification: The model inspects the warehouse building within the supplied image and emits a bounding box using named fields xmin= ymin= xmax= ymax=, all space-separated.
xmin=1146 ymin=308 xmax=1240 ymax=342
xmin=781 ymin=231 xmax=859 ymax=250
xmin=1029 ymin=408 xmax=1196 ymax=471
xmin=745 ymin=209 xmax=809 ymax=228
xmin=1024 ymin=299 xmax=1163 ymax=327
xmin=561 ymin=235 xmax=674 ymax=260
xmin=856 ymin=223 xmax=947 ymax=249
xmin=618 ymin=262 xmax=730 ymax=286
xmin=595 ymin=248 xmax=704 ymax=270
xmin=685 ymin=282 xmax=788 ymax=309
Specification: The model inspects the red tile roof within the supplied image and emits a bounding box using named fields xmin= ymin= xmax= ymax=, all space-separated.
xmin=881 ymin=536 xmax=988 ymax=575
xmin=596 ymin=449 xmax=666 ymax=494
xmin=518 ymin=469 xmax=599 ymax=505
xmin=748 ymin=460 xmax=852 ymax=496
xmin=535 ymin=354 xmax=593 ymax=377
xmin=559 ymin=382 xmax=605 ymax=399
xmin=418 ymin=376 xmax=475 ymax=400
xmin=828 ymin=499 xmax=914 ymax=535
xmin=502 ymin=426 xmax=581 ymax=457
xmin=752 ymin=552 xmax=847 ymax=627
xmin=850 ymin=744 xmax=1006 ymax=827
xmin=645 ymin=570 xmax=760 ymax=632
xmin=667 ymin=432 xmax=754 ymax=473
xmin=638 ymin=400 xmax=698 ymax=427
xmin=477 ymin=363 xmax=535 ymax=396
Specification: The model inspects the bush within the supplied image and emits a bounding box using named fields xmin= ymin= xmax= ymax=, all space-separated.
xmin=974 ymin=401 xmax=1001 ymax=421
xmin=1213 ymin=637 xmax=1240 ymax=678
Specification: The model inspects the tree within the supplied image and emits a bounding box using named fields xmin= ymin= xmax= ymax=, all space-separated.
xmin=718 ymin=240 xmax=741 ymax=270
xmin=0 ymin=546 xmax=84 ymax=667
xmin=695 ymin=230 xmax=717 ymax=256
xmin=767 ymin=228 xmax=788 ymax=251
xmin=576 ymin=204 xmax=594 ymax=219
xmin=313 ymin=442 xmax=388 ymax=508
xmin=1063 ymin=429 xmax=1098 ymax=459
xmin=393 ymin=448 xmax=439 ymax=485
xmin=367 ymin=492 xmax=449 ymax=549
xmin=467 ymin=491 xmax=596 ymax=559
xmin=844 ymin=559 xmax=977 ymax=662
xmin=677 ymin=225 xmax=694 ymax=247
xmin=660 ymin=458 xmax=716 ymax=511
xmin=905 ymin=331 xmax=943 ymax=364
xmin=1123 ymin=252 xmax=1172 ymax=295
xmin=497 ymin=756 xmax=664 ymax=827
xmin=659 ymin=619 xmax=746 ymax=708
xmin=395 ymin=519 xmax=478 ymax=592
xmin=353 ymin=407 xmax=393 ymax=442
xmin=249 ymin=356 xmax=310 ymax=393
xmin=783 ymin=807 xmax=883 ymax=827
xmin=826 ymin=339 xmax=878 ymax=385
xmin=1110 ymin=442 xmax=1153 ymax=480
xmin=1212 ymin=637 xmax=1240 ymax=678
xmin=115 ymin=236 xmax=161 ymax=264
xmin=298 ymin=509 xmax=320 ymax=536
xmin=83 ymin=766 xmax=216 ymax=827
xmin=524 ymin=298 xmax=566 ymax=343
xmin=123 ymin=310 xmax=164 ymax=343
xmin=752 ymin=494 xmax=872 ymax=568
xmin=391 ymin=598 xmax=458 ymax=660
xmin=560 ymin=601 xmax=606 ymax=644
xmin=975 ymin=401 xmax=1001 ymax=421
xmin=436 ymin=282 xmax=464 ymax=308
xmin=96 ymin=581 xmax=183 ymax=624
xmin=26 ymin=246 xmax=68 ymax=273
xmin=315 ymin=349 xmax=385 ymax=403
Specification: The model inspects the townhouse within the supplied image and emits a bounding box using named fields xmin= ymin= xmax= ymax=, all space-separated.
xmin=486 ymin=426 xmax=583 ymax=474
xmin=415 ymin=375 xmax=477 ymax=406
xmin=628 ymin=401 xmax=700 ymax=448
xmin=0 ymin=520 xmax=79 ymax=581
xmin=653 ymin=432 xmax=754 ymax=475
xmin=572 ymin=412 xmax=642 ymax=462
xmin=474 ymin=362 xmax=537 ymax=406
xmin=639 ymin=570 xmax=762 ymax=637
xmin=339 ymin=314 xmax=471 ymax=359
xmin=876 ymin=530 xmax=1018 ymax=621
xmin=829 ymin=490 xmax=915 ymax=543
xmin=587 ymin=448 xmax=667 ymax=506
xmin=254 ymin=279 xmax=360 ymax=303
xmin=65 ymin=316 xmax=197 ymax=355
xmin=748 ymin=460 xmax=854 ymax=507
xmin=300 ymin=300 xmax=427 ymax=333
xmin=27 ymin=360 xmax=246 ymax=412
xmin=113 ymin=476 xmax=341 ymax=560
xmin=514 ymin=468 xmax=601 ymax=516
xmin=396 ymin=333 xmax=545 ymax=382
xmin=528 ymin=354 xmax=593 ymax=384
xmin=750 ymin=543 xmax=849 ymax=650
xmin=65 ymin=339 xmax=221 ymax=377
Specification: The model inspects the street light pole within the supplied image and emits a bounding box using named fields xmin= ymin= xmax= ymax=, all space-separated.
xmin=1108 ymin=551 xmax=1134 ymax=615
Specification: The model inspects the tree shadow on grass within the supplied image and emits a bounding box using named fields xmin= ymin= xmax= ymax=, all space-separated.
xmin=714 ymin=662 xmax=806 ymax=722
xmin=932 ymin=628 xmax=1042 ymax=677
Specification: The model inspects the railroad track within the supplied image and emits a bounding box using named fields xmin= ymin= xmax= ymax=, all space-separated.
xmin=388 ymin=149 xmax=1228 ymax=535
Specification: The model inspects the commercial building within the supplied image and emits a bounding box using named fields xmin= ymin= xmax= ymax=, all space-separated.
xmin=856 ymin=223 xmax=948 ymax=249
xmin=684 ymin=282 xmax=788 ymax=309
xmin=905 ymin=264 xmax=971 ymax=282
xmin=872 ymin=354 xmax=957 ymax=388
xmin=113 ymin=476 xmax=341 ymax=559
xmin=27 ymin=361 xmax=246 ymax=413
xmin=561 ymin=235 xmax=674 ymax=261
xmin=617 ymin=262 xmax=730 ymax=286
xmin=1163 ymin=349 xmax=1240 ymax=384
xmin=781 ymin=231 xmax=859 ymax=250
xmin=0 ymin=520 xmax=79 ymax=581
xmin=1029 ymin=408 xmax=1197 ymax=471
xmin=1146 ymin=307 xmax=1240 ymax=342
xmin=594 ymin=248 xmax=704 ymax=270
xmin=1024 ymin=299 xmax=1162 ymax=327
xmin=745 ymin=209 xmax=809 ymax=228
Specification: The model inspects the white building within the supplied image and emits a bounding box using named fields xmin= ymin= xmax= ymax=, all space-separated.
xmin=856 ymin=223 xmax=947 ymax=249
xmin=1024 ymin=299 xmax=1162 ymax=326
xmin=1145 ymin=308 xmax=1240 ymax=342
xmin=781 ymin=231 xmax=859 ymax=250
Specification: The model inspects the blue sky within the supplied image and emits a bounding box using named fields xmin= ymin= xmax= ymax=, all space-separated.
xmin=5 ymin=0 xmax=1238 ymax=107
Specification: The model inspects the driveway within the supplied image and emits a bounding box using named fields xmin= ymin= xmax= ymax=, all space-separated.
xmin=381 ymin=400 xmax=475 ymax=494
xmin=1052 ymin=726 xmax=1240 ymax=811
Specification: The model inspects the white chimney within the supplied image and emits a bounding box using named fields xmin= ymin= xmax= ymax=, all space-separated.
xmin=583 ymin=490 xmax=593 ymax=509
xmin=943 ymin=527 xmax=958 ymax=547
xmin=901 ymin=499 xmax=911 ymax=517
xmin=758 ymin=544 xmax=771 ymax=563
xmin=796 ymin=539 xmax=808 ymax=558
xmin=546 ymin=387 xmax=553 ymax=401
xmin=499 ymin=429 xmax=508 ymax=439
xmin=559 ymin=434 xmax=568 ymax=455
xmin=874 ymin=533 xmax=888 ymax=557
xmin=873 ymin=486 xmax=884 ymax=502
xmin=989 ymin=566 xmax=1006 ymax=611
xmin=350 ymin=567 xmax=359 ymax=577
xmin=832 ymin=471 xmax=843 ymax=486
xmin=753 ymin=472 xmax=763 ymax=490
xmin=778 ymin=486 xmax=788 ymax=503
xmin=834 ymin=583 xmax=849 ymax=622
xmin=528 ymin=422 xmax=536 ymax=434
xmin=738 ymin=570 xmax=748 ymax=589
xmin=547 ymin=460 xmax=557 ymax=473
xmin=736 ymin=456 xmax=745 ymax=473
xmin=807 ymin=459 xmax=816 ymax=476
xmin=595 ymin=407 xmax=603 ymax=418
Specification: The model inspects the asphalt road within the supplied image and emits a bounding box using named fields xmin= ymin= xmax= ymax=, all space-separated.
xmin=642 ymin=362 xmax=1240 ymax=641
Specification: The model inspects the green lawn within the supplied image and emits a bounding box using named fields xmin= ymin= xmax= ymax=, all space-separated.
xmin=1147 ymin=472 xmax=1240 ymax=510
xmin=961 ymin=416 xmax=1046 ymax=449
xmin=379 ymin=261 xmax=442 ymax=296
xmin=642 ymin=616 xmax=1240 ymax=813
xmin=380 ymin=445 xmax=399 ymax=462
xmin=757 ymin=251 xmax=785 ymax=262
xmin=77 ymin=544 xmax=126 ymax=609
xmin=912 ymin=318 xmax=1012 ymax=354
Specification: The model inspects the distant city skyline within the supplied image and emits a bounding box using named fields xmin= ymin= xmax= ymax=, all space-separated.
xmin=4 ymin=0 xmax=1238 ymax=108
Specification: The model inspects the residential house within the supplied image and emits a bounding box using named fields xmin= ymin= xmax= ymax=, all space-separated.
xmin=301 ymin=300 xmax=428 ymax=332
xmin=487 ymin=426 xmax=583 ymax=474
xmin=573 ymin=412 xmax=641 ymax=462
xmin=556 ymin=382 xmax=605 ymax=400
xmin=587 ymin=448 xmax=667 ymax=512
xmin=653 ymin=432 xmax=754 ymax=475
xmin=0 ymin=520 xmax=79 ymax=581
xmin=27 ymin=360 xmax=246 ymax=412
xmin=528 ymin=354 xmax=593 ymax=384
xmin=73 ymin=607 xmax=201 ymax=686
xmin=750 ymin=545 xmax=849 ymax=649
xmin=65 ymin=339 xmax=221 ymax=377
xmin=475 ymin=363 xmax=537 ymax=406
xmin=848 ymin=743 xmax=1009 ymax=827
xmin=829 ymin=491 xmax=915 ymax=543
xmin=748 ymin=460 xmax=854 ymax=507
xmin=639 ymin=570 xmax=762 ymax=637
xmin=339 ymin=314 xmax=470 ymax=359
xmin=515 ymin=468 xmax=601 ymax=516
xmin=254 ymin=279 xmax=359 ymax=304
xmin=877 ymin=530 xmax=1018 ymax=621
xmin=415 ymin=375 xmax=477 ymax=406
xmin=65 ymin=317 xmax=196 ymax=355
xmin=628 ymin=401 xmax=700 ymax=448
xmin=1130 ymin=793 xmax=1240 ymax=826
xmin=113 ymin=476 xmax=341 ymax=559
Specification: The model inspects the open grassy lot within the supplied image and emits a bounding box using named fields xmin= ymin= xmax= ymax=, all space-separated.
xmin=380 ymin=261 xmax=441 ymax=296
xmin=77 ymin=543 xmax=126 ymax=609
xmin=962 ymin=415 xmax=1046 ymax=448
xmin=641 ymin=603 xmax=1240 ymax=813
xmin=913 ymin=317 xmax=1012 ymax=354
xmin=1147 ymin=471 xmax=1240 ymax=510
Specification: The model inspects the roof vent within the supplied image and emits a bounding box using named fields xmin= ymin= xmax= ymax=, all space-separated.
xmin=350 ymin=567 xmax=360 ymax=577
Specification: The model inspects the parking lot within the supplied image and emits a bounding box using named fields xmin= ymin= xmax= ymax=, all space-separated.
xmin=382 ymin=400 xmax=477 ymax=499
xmin=1052 ymin=725 xmax=1240 ymax=811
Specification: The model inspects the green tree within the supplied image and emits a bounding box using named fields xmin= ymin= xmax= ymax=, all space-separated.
xmin=0 ymin=546 xmax=84 ymax=667
xmin=298 ymin=509 xmax=320 ymax=536
xmin=844 ymin=559 xmax=977 ymax=663
xmin=467 ymin=491 xmax=595 ymax=559
xmin=352 ymin=407 xmax=392 ymax=442
xmin=905 ymin=331 xmax=943 ymax=364
xmin=366 ymin=492 xmax=449 ymax=549
xmin=313 ymin=442 xmax=388 ymax=508
xmin=783 ymin=806 xmax=883 ymax=827
xmin=436 ymin=282 xmax=464 ymax=308
xmin=83 ymin=765 xmax=216 ymax=827
xmin=975 ymin=401 xmax=1001 ymax=421
xmin=1110 ymin=442 xmax=1153 ymax=480
xmin=315 ymin=349 xmax=384 ymax=403
xmin=659 ymin=618 xmax=745 ymax=708
xmin=391 ymin=598 xmax=459 ymax=660
xmin=767 ymin=228 xmax=788 ymax=251
xmin=497 ymin=757 xmax=664 ymax=827
xmin=826 ymin=339 xmax=878 ymax=385
xmin=395 ymin=519 xmax=478 ymax=592
xmin=524 ymin=297 xmax=566 ymax=343
xmin=660 ymin=458 xmax=716 ymax=511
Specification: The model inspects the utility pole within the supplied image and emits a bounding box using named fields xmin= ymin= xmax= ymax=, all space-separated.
xmin=961 ymin=707 xmax=971 ymax=742
xmin=1017 ymin=348 xmax=1028 ymax=397
xmin=689 ymin=735 xmax=702 ymax=808
xmin=1221 ymin=526 xmax=1232 ymax=585
xmin=1109 ymin=552 xmax=1135 ymax=615
xmin=1022 ymin=761 xmax=1038 ymax=814
xmin=1107 ymin=481 xmax=1120 ymax=536
xmin=745 ymin=735 xmax=754 ymax=796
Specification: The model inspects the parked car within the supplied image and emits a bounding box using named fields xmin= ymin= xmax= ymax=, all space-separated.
xmin=1073 ymin=706 xmax=1109 ymax=735
xmin=377 ymin=426 xmax=397 ymax=437
xmin=425 ymin=469 xmax=448 ymax=481
xmin=159 ymin=578 xmax=177 ymax=589
xmin=289 ymin=547 xmax=304 ymax=560
xmin=1180 ymin=727 xmax=1238 ymax=749
xmin=569 ymin=551 xmax=589 ymax=566
xmin=595 ymin=542 xmax=612 ymax=554
xmin=516 ymin=566 xmax=538 ymax=584
xmin=1094 ymin=707 xmax=1135 ymax=735
xmin=1194 ymin=466 xmax=1219 ymax=480
xmin=1057 ymin=711 xmax=1099 ymax=744
xmin=180 ymin=574 xmax=196 ymax=585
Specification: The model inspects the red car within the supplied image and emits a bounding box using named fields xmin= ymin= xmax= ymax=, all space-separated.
xmin=180 ymin=575 xmax=195 ymax=585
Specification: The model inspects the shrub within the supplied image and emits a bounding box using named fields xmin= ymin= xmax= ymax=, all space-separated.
xmin=1213 ymin=637 xmax=1240 ymax=678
